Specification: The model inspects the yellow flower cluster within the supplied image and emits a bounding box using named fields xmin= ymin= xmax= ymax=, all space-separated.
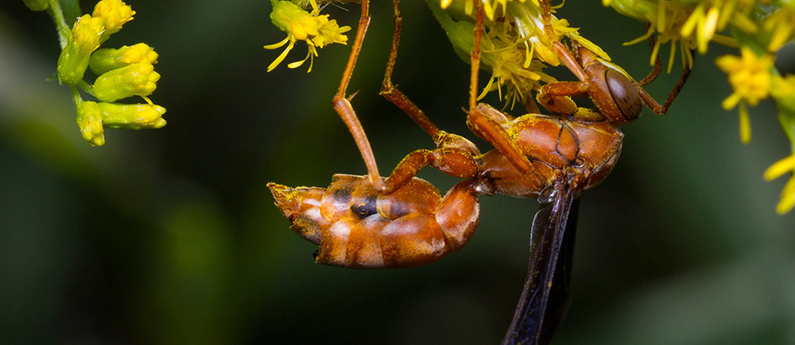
xmin=52 ymin=0 xmax=166 ymax=146
xmin=265 ymin=0 xmax=351 ymax=73
xmin=717 ymin=47 xmax=772 ymax=110
xmin=430 ymin=0 xmax=607 ymax=110
xmin=603 ymin=0 xmax=795 ymax=213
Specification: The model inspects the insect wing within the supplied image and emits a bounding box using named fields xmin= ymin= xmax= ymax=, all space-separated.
xmin=502 ymin=185 xmax=580 ymax=345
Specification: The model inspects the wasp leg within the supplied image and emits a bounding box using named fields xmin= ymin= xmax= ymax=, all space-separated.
xmin=467 ymin=104 xmax=534 ymax=174
xmin=383 ymin=132 xmax=481 ymax=193
xmin=636 ymin=24 xmax=693 ymax=116
xmin=460 ymin=1 xmax=530 ymax=174
xmin=638 ymin=56 xmax=693 ymax=116
xmin=536 ymin=81 xmax=589 ymax=116
xmin=638 ymin=24 xmax=663 ymax=87
xmin=337 ymin=0 xmax=370 ymax=98
xmin=331 ymin=0 xmax=384 ymax=190
xmin=468 ymin=0 xmax=485 ymax=112
xmin=379 ymin=0 xmax=440 ymax=138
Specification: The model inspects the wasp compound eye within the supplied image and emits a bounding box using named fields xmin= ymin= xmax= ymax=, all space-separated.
xmin=605 ymin=68 xmax=642 ymax=122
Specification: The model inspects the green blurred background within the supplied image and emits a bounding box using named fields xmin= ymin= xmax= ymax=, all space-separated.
xmin=1 ymin=1 xmax=794 ymax=344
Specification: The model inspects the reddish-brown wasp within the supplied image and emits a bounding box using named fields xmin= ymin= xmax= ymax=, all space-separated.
xmin=268 ymin=1 xmax=691 ymax=344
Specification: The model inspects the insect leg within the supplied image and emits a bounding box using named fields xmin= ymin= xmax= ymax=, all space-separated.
xmin=331 ymin=0 xmax=384 ymax=190
xmin=467 ymin=104 xmax=533 ymax=174
xmin=635 ymin=24 xmax=693 ymax=116
xmin=468 ymin=0 xmax=485 ymax=112
xmin=383 ymin=143 xmax=480 ymax=194
xmin=638 ymin=53 xmax=693 ymax=116
xmin=462 ymin=1 xmax=531 ymax=173
xmin=375 ymin=0 xmax=483 ymax=193
xmin=379 ymin=0 xmax=440 ymax=138
xmin=638 ymin=24 xmax=663 ymax=87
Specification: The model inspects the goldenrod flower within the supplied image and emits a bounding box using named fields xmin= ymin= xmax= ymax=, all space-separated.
xmin=265 ymin=0 xmax=350 ymax=72
xmin=90 ymin=43 xmax=159 ymax=75
xmin=93 ymin=63 xmax=160 ymax=102
xmin=99 ymin=102 xmax=167 ymax=130
xmin=23 ymin=0 xmax=48 ymax=11
xmin=763 ymin=7 xmax=795 ymax=52
xmin=716 ymin=47 xmax=773 ymax=144
xmin=439 ymin=0 xmax=542 ymax=21
xmin=716 ymin=47 xmax=773 ymax=109
xmin=477 ymin=21 xmax=556 ymax=108
xmin=93 ymin=0 xmax=135 ymax=43
xmin=609 ymin=0 xmax=770 ymax=70
xmin=76 ymin=101 xmax=106 ymax=146
xmin=57 ymin=14 xmax=105 ymax=85
xmin=764 ymin=153 xmax=795 ymax=214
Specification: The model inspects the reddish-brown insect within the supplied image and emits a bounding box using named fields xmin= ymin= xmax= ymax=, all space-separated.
xmin=268 ymin=1 xmax=691 ymax=344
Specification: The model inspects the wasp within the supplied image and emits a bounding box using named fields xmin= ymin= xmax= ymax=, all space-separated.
xmin=268 ymin=1 xmax=691 ymax=344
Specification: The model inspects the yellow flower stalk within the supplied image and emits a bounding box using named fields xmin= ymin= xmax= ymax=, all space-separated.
xmin=57 ymin=14 xmax=105 ymax=85
xmin=90 ymin=43 xmax=159 ymax=75
xmin=93 ymin=63 xmax=161 ymax=102
xmin=93 ymin=0 xmax=135 ymax=43
xmin=265 ymin=0 xmax=351 ymax=73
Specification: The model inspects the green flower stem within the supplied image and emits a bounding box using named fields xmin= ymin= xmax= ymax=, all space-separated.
xmin=70 ymin=85 xmax=82 ymax=106
xmin=77 ymin=80 xmax=94 ymax=96
xmin=46 ymin=0 xmax=70 ymax=48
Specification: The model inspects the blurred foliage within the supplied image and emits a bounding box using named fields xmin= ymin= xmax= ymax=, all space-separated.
xmin=1 ymin=1 xmax=794 ymax=344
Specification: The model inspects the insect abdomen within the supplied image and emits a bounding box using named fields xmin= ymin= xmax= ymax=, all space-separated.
xmin=269 ymin=174 xmax=480 ymax=268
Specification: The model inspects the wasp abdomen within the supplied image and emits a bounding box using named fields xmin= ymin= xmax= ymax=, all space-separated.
xmin=268 ymin=174 xmax=480 ymax=268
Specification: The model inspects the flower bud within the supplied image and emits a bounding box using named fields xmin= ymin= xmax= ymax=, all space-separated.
xmin=57 ymin=14 xmax=104 ymax=85
xmin=76 ymin=101 xmax=106 ymax=146
xmin=93 ymin=0 xmax=135 ymax=42
xmin=90 ymin=43 xmax=158 ymax=75
xmin=93 ymin=63 xmax=160 ymax=102
xmin=23 ymin=0 xmax=49 ymax=11
xmin=98 ymin=102 xmax=167 ymax=130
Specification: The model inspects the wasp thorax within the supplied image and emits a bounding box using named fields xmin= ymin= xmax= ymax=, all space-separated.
xmin=605 ymin=68 xmax=642 ymax=123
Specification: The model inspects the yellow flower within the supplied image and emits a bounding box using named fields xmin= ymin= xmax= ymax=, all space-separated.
xmin=99 ymin=102 xmax=167 ymax=130
xmin=265 ymin=0 xmax=350 ymax=72
xmin=430 ymin=0 xmax=605 ymax=106
xmin=76 ymin=101 xmax=106 ymax=146
xmin=57 ymin=14 xmax=105 ymax=85
xmin=716 ymin=47 xmax=773 ymax=110
xmin=93 ymin=62 xmax=161 ymax=102
xmin=610 ymin=0 xmax=769 ymax=70
xmin=93 ymin=0 xmax=135 ymax=42
xmin=764 ymin=153 xmax=795 ymax=214
xmin=439 ymin=0 xmax=541 ymax=21
xmin=90 ymin=43 xmax=159 ymax=75
xmin=763 ymin=7 xmax=795 ymax=52
xmin=477 ymin=21 xmax=555 ymax=109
